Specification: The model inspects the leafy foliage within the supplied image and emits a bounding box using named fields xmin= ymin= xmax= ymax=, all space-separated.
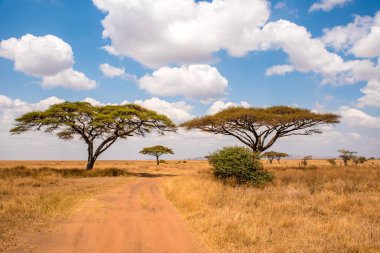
xmin=139 ymin=145 xmax=174 ymax=165
xmin=262 ymin=151 xmax=288 ymax=164
xmin=11 ymin=102 xmax=176 ymax=169
xmin=327 ymin=158 xmax=336 ymax=166
xmin=208 ymin=146 xmax=273 ymax=186
xmin=181 ymin=106 xmax=340 ymax=152
xmin=352 ymin=156 xmax=367 ymax=165
xmin=338 ymin=150 xmax=357 ymax=166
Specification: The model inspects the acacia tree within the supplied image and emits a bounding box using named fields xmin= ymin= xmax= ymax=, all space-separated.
xmin=181 ymin=106 xmax=340 ymax=153
xmin=11 ymin=102 xmax=176 ymax=170
xmin=139 ymin=145 xmax=174 ymax=165
xmin=275 ymin=152 xmax=288 ymax=163
xmin=338 ymin=149 xmax=357 ymax=166
xmin=262 ymin=151 xmax=277 ymax=164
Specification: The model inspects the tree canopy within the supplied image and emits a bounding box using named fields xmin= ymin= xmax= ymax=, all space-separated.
xmin=338 ymin=149 xmax=357 ymax=166
xmin=139 ymin=145 xmax=174 ymax=165
xmin=181 ymin=106 xmax=340 ymax=152
xmin=11 ymin=102 xmax=176 ymax=169
xmin=262 ymin=151 xmax=288 ymax=164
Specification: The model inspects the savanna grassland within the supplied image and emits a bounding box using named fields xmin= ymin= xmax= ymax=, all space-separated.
xmin=0 ymin=160 xmax=200 ymax=252
xmin=162 ymin=159 xmax=380 ymax=253
xmin=1 ymin=160 xmax=379 ymax=253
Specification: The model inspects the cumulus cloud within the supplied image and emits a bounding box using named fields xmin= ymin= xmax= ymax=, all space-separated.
xmin=138 ymin=65 xmax=228 ymax=101
xmin=0 ymin=95 xmax=64 ymax=130
xmin=351 ymin=12 xmax=380 ymax=58
xmin=340 ymin=107 xmax=380 ymax=128
xmin=265 ymin=64 xmax=294 ymax=76
xmin=309 ymin=0 xmax=351 ymax=12
xmin=321 ymin=14 xmax=374 ymax=52
xmin=99 ymin=63 xmax=125 ymax=78
xmin=92 ymin=0 xmax=270 ymax=67
xmin=0 ymin=34 xmax=96 ymax=90
xmin=206 ymin=100 xmax=250 ymax=115
xmin=41 ymin=68 xmax=96 ymax=90
xmin=0 ymin=34 xmax=73 ymax=76
xmin=135 ymin=97 xmax=194 ymax=123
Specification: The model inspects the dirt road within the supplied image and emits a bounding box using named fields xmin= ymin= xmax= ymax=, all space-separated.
xmin=30 ymin=177 xmax=206 ymax=253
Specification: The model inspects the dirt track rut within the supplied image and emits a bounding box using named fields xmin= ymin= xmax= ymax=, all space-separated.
xmin=30 ymin=177 xmax=206 ymax=253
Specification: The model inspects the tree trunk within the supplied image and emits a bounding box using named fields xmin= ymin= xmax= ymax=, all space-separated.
xmin=156 ymin=155 xmax=159 ymax=165
xmin=86 ymin=157 xmax=96 ymax=170
xmin=86 ymin=142 xmax=96 ymax=170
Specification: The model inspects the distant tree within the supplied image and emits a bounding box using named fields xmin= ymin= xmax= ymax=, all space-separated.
xmin=368 ymin=157 xmax=375 ymax=160
xmin=275 ymin=152 xmax=289 ymax=163
xmin=11 ymin=102 xmax=176 ymax=170
xmin=338 ymin=150 xmax=357 ymax=166
xmin=262 ymin=151 xmax=288 ymax=164
xmin=181 ymin=106 xmax=339 ymax=153
xmin=262 ymin=151 xmax=277 ymax=164
xmin=352 ymin=156 xmax=367 ymax=166
xmin=140 ymin=145 xmax=174 ymax=165
xmin=301 ymin=155 xmax=312 ymax=167
xmin=327 ymin=158 xmax=336 ymax=166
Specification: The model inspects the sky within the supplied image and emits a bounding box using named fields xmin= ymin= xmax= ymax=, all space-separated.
xmin=1 ymin=0 xmax=380 ymax=160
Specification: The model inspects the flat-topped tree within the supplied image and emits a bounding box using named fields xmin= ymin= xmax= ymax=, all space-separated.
xmin=262 ymin=151 xmax=277 ymax=164
xmin=140 ymin=145 xmax=174 ymax=165
xmin=11 ymin=102 xmax=176 ymax=170
xmin=262 ymin=151 xmax=289 ymax=164
xmin=181 ymin=106 xmax=340 ymax=153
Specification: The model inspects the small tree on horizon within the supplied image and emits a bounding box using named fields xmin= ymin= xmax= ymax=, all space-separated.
xmin=140 ymin=145 xmax=174 ymax=165
xmin=262 ymin=151 xmax=277 ymax=164
xmin=10 ymin=102 xmax=176 ymax=170
xmin=338 ymin=149 xmax=357 ymax=166
xmin=275 ymin=152 xmax=289 ymax=163
xmin=352 ymin=156 xmax=367 ymax=166
xmin=181 ymin=106 xmax=340 ymax=153
xmin=262 ymin=151 xmax=288 ymax=164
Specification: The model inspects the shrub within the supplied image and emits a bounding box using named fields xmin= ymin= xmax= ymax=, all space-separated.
xmin=208 ymin=146 xmax=273 ymax=186
xmin=159 ymin=159 xmax=166 ymax=164
xmin=327 ymin=158 xmax=336 ymax=166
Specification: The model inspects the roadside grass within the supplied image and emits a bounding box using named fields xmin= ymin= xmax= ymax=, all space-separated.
xmin=162 ymin=165 xmax=380 ymax=253
xmin=0 ymin=166 xmax=132 ymax=252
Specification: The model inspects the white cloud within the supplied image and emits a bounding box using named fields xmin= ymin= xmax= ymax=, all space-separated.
xmin=41 ymin=68 xmax=96 ymax=90
xmin=135 ymin=97 xmax=194 ymax=123
xmin=138 ymin=64 xmax=228 ymax=101
xmin=0 ymin=95 xmax=64 ymax=129
xmin=0 ymin=34 xmax=96 ymax=90
xmin=206 ymin=100 xmax=250 ymax=115
xmin=321 ymin=14 xmax=374 ymax=52
xmin=309 ymin=0 xmax=351 ymax=12
xmin=0 ymin=34 xmax=73 ymax=76
xmin=99 ymin=63 xmax=125 ymax=78
xmin=340 ymin=107 xmax=380 ymax=128
xmin=265 ymin=64 xmax=294 ymax=76
xmin=351 ymin=12 xmax=380 ymax=58
xmin=357 ymin=79 xmax=380 ymax=108
xmin=92 ymin=0 xmax=270 ymax=68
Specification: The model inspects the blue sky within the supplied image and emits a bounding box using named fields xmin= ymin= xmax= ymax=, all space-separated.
xmin=1 ymin=0 xmax=380 ymax=160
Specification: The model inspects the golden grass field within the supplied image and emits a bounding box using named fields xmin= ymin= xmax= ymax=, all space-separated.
xmin=0 ymin=159 xmax=379 ymax=252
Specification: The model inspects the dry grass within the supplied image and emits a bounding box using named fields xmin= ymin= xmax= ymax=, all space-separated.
xmin=162 ymin=162 xmax=380 ymax=253
xmin=0 ymin=165 xmax=133 ymax=252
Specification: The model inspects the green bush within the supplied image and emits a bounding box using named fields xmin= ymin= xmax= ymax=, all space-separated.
xmin=208 ymin=146 xmax=273 ymax=186
xmin=159 ymin=159 xmax=166 ymax=164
